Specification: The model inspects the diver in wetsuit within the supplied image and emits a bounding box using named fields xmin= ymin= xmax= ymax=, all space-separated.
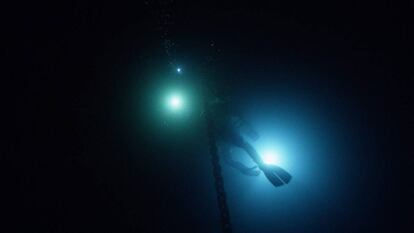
xmin=207 ymin=96 xmax=292 ymax=187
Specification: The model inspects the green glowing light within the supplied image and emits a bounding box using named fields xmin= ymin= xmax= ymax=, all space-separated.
xmin=167 ymin=94 xmax=184 ymax=111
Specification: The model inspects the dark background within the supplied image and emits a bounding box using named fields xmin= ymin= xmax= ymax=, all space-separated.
xmin=5 ymin=1 xmax=413 ymax=232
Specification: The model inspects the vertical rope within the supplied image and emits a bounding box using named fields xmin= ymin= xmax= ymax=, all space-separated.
xmin=204 ymin=101 xmax=233 ymax=233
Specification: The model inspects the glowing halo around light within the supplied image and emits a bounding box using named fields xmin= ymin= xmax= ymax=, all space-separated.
xmin=167 ymin=94 xmax=184 ymax=111
xmin=262 ymin=149 xmax=281 ymax=165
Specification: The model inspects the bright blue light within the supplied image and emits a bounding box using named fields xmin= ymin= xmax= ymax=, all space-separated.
xmin=176 ymin=67 xmax=182 ymax=73
xmin=254 ymin=139 xmax=287 ymax=168
xmin=262 ymin=149 xmax=281 ymax=165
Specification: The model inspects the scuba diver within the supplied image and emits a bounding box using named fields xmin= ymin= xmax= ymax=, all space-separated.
xmin=206 ymin=94 xmax=292 ymax=187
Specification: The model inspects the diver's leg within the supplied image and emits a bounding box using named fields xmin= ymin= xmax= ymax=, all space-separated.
xmin=220 ymin=143 xmax=260 ymax=176
xmin=226 ymin=130 xmax=292 ymax=186
xmin=234 ymin=140 xmax=265 ymax=168
xmin=223 ymin=128 xmax=264 ymax=167
xmin=239 ymin=140 xmax=292 ymax=186
xmin=223 ymin=151 xmax=260 ymax=176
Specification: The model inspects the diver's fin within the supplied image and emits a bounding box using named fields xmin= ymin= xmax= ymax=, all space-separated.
xmin=262 ymin=165 xmax=292 ymax=187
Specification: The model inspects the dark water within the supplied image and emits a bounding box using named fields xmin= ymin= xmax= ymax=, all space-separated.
xmin=7 ymin=1 xmax=411 ymax=233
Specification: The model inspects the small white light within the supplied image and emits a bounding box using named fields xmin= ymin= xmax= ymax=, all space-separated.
xmin=176 ymin=67 xmax=182 ymax=73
